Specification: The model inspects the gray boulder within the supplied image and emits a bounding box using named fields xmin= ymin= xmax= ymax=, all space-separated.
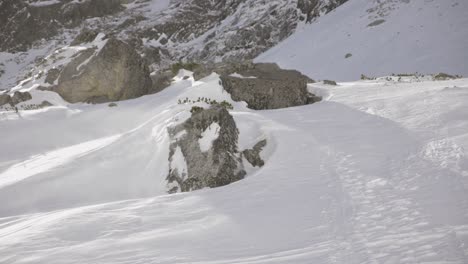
xmin=53 ymin=38 xmax=152 ymax=103
xmin=323 ymin=79 xmax=337 ymax=85
xmin=220 ymin=63 xmax=318 ymax=110
xmin=0 ymin=93 xmax=11 ymax=106
xmin=167 ymin=106 xmax=246 ymax=193
xmin=242 ymin=139 xmax=267 ymax=167
xmin=10 ymin=91 xmax=32 ymax=105
xmin=39 ymin=100 xmax=53 ymax=108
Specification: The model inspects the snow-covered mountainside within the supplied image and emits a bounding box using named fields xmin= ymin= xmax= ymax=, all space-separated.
xmin=1 ymin=74 xmax=468 ymax=263
xmin=257 ymin=0 xmax=468 ymax=81
xmin=0 ymin=0 xmax=347 ymax=91
xmin=1 ymin=0 xmax=468 ymax=263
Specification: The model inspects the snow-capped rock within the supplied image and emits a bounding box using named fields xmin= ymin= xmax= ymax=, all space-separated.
xmin=167 ymin=105 xmax=246 ymax=193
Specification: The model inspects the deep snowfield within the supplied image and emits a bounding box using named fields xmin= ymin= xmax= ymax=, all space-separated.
xmin=256 ymin=0 xmax=468 ymax=81
xmin=1 ymin=74 xmax=468 ymax=263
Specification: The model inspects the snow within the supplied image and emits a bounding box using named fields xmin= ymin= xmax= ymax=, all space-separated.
xmin=256 ymin=0 xmax=468 ymax=81
xmin=27 ymin=0 xmax=60 ymax=7
xmin=198 ymin=122 xmax=220 ymax=152
xmin=1 ymin=72 xmax=468 ymax=263
xmin=170 ymin=146 xmax=188 ymax=179
xmin=230 ymin=73 xmax=257 ymax=79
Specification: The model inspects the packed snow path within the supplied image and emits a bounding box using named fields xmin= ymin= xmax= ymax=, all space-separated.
xmin=1 ymin=76 xmax=468 ymax=263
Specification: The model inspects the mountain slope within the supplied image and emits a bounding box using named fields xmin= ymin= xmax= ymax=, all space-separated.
xmin=0 ymin=0 xmax=348 ymax=92
xmin=1 ymin=75 xmax=468 ymax=263
xmin=256 ymin=0 xmax=468 ymax=81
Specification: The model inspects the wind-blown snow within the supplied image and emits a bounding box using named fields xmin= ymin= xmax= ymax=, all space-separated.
xmin=1 ymin=74 xmax=468 ymax=263
xmin=256 ymin=0 xmax=468 ymax=81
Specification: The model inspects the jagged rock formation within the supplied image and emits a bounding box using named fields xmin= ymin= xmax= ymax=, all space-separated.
xmin=1 ymin=1 xmax=348 ymax=90
xmin=167 ymin=106 xmax=247 ymax=193
xmin=220 ymin=63 xmax=320 ymax=110
xmin=52 ymin=37 xmax=152 ymax=103
xmin=0 ymin=0 xmax=124 ymax=52
xmin=298 ymin=0 xmax=349 ymax=22
xmin=133 ymin=0 xmax=348 ymax=67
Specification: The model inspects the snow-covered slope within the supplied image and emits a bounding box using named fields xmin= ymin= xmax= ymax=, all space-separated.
xmin=1 ymin=74 xmax=468 ymax=263
xmin=256 ymin=0 xmax=468 ymax=81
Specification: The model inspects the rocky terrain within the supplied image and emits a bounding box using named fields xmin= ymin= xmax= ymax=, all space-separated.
xmin=0 ymin=0 xmax=348 ymax=93
xmin=1 ymin=1 xmax=468 ymax=263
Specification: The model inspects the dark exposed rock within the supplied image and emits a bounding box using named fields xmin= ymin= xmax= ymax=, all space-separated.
xmin=135 ymin=0 xmax=348 ymax=66
xmin=243 ymin=139 xmax=267 ymax=167
xmin=307 ymin=94 xmax=322 ymax=104
xmin=0 ymin=93 xmax=11 ymax=106
xmin=70 ymin=29 xmax=99 ymax=46
xmin=433 ymin=73 xmax=459 ymax=81
xmin=220 ymin=63 xmax=318 ymax=110
xmin=39 ymin=100 xmax=53 ymax=108
xmin=10 ymin=91 xmax=32 ymax=105
xmin=167 ymin=106 xmax=246 ymax=193
xmin=323 ymin=80 xmax=337 ymax=85
xmin=367 ymin=19 xmax=386 ymax=27
xmin=53 ymin=38 xmax=152 ymax=103
xmin=45 ymin=68 xmax=61 ymax=85
xmin=298 ymin=0 xmax=349 ymax=23
xmin=0 ymin=0 xmax=124 ymax=52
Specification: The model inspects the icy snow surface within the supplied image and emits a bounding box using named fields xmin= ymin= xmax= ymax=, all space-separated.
xmin=1 ymin=74 xmax=468 ymax=263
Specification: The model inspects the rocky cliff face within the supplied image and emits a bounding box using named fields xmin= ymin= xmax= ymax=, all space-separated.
xmin=0 ymin=0 xmax=348 ymax=94
xmin=0 ymin=0 xmax=124 ymax=52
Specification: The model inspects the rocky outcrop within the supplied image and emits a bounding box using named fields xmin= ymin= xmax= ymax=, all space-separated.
xmin=70 ymin=29 xmax=99 ymax=46
xmin=1 ymin=0 xmax=349 ymax=92
xmin=0 ymin=93 xmax=11 ymax=106
xmin=243 ymin=139 xmax=267 ymax=167
xmin=53 ymin=38 xmax=152 ymax=103
xmin=11 ymin=91 xmax=32 ymax=105
xmin=0 ymin=91 xmax=32 ymax=106
xmin=0 ymin=0 xmax=124 ymax=52
xmin=220 ymin=63 xmax=320 ymax=110
xmin=45 ymin=68 xmax=61 ymax=85
xmin=132 ymin=0 xmax=349 ymax=69
xmin=167 ymin=106 xmax=246 ymax=193
xmin=298 ymin=0 xmax=349 ymax=22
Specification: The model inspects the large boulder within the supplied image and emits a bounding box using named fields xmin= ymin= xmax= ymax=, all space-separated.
xmin=10 ymin=91 xmax=32 ymax=105
xmin=53 ymin=38 xmax=153 ymax=103
xmin=242 ymin=139 xmax=267 ymax=167
xmin=167 ymin=106 xmax=246 ymax=193
xmin=220 ymin=63 xmax=319 ymax=110
xmin=0 ymin=93 xmax=11 ymax=106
